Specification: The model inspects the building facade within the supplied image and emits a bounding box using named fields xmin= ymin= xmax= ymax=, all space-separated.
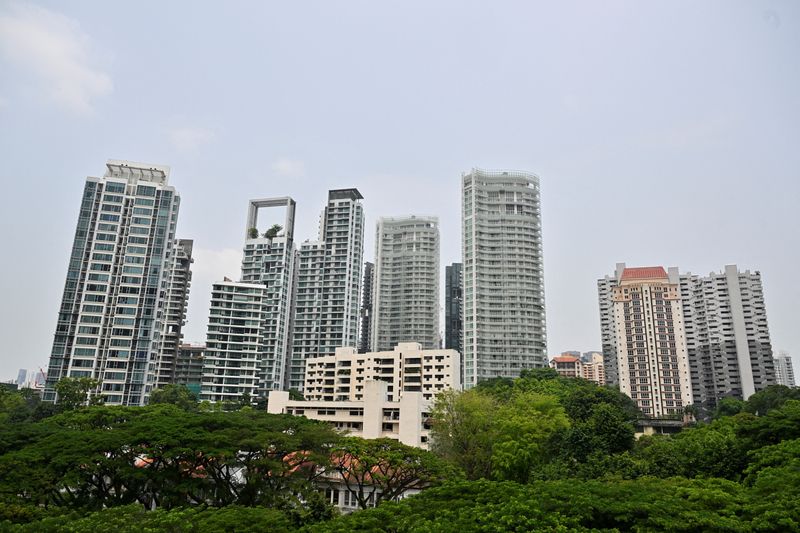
xmin=240 ymin=197 xmax=297 ymax=394
xmin=200 ymin=281 xmax=267 ymax=403
xmin=462 ymin=169 xmax=546 ymax=388
xmin=268 ymin=380 xmax=433 ymax=449
xmin=44 ymin=160 xmax=181 ymax=406
xmin=611 ymin=266 xmax=693 ymax=418
xmin=371 ymin=216 xmax=440 ymax=352
xmin=445 ymin=262 xmax=463 ymax=356
xmin=290 ymin=189 xmax=365 ymax=391
xmin=679 ymin=265 xmax=776 ymax=410
xmin=175 ymin=343 xmax=206 ymax=395
xmin=358 ymin=262 xmax=374 ymax=354
xmin=774 ymin=351 xmax=796 ymax=387
xmin=550 ymin=354 xmax=582 ymax=378
xmin=153 ymin=238 xmax=194 ymax=388
xmin=304 ymin=342 xmax=460 ymax=402
xmin=581 ymin=351 xmax=606 ymax=386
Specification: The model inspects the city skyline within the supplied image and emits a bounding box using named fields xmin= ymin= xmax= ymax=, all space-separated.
xmin=1 ymin=1 xmax=799 ymax=379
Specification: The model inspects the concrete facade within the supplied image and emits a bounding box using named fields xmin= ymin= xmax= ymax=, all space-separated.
xmin=268 ymin=380 xmax=433 ymax=449
xmin=611 ymin=266 xmax=693 ymax=418
xmin=200 ymin=281 xmax=267 ymax=403
xmin=371 ymin=216 xmax=440 ymax=352
xmin=303 ymin=342 xmax=460 ymax=402
xmin=774 ymin=351 xmax=796 ymax=387
xmin=358 ymin=262 xmax=374 ymax=354
xmin=290 ymin=189 xmax=365 ymax=391
xmin=462 ymin=169 xmax=546 ymax=388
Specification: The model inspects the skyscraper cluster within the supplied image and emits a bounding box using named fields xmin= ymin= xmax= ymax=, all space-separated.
xmin=43 ymin=159 xmax=784 ymax=416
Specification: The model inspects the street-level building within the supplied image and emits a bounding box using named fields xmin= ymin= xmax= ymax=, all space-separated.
xmin=371 ymin=216 xmax=440 ymax=352
xmin=304 ymin=342 xmax=460 ymax=402
xmin=462 ymin=169 xmax=546 ymax=388
xmin=44 ymin=160 xmax=182 ymax=406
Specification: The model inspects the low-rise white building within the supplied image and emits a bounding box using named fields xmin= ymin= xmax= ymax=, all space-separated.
xmin=304 ymin=342 xmax=460 ymax=402
xmin=268 ymin=380 xmax=433 ymax=448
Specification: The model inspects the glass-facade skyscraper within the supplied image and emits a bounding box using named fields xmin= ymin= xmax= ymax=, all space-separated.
xmin=44 ymin=160 xmax=182 ymax=406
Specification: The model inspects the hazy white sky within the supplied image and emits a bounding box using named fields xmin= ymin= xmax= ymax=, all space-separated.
xmin=1 ymin=1 xmax=798 ymax=379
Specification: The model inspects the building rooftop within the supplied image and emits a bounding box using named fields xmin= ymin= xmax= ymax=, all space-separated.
xmin=620 ymin=266 xmax=668 ymax=281
xmin=552 ymin=355 xmax=580 ymax=363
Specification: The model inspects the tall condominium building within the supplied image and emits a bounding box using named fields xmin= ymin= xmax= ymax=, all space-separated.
xmin=461 ymin=169 xmax=546 ymax=388
xmin=679 ymin=265 xmax=776 ymax=410
xmin=358 ymin=262 xmax=374 ymax=354
xmin=240 ymin=198 xmax=297 ymax=395
xmin=290 ymin=189 xmax=365 ymax=391
xmin=304 ymin=342 xmax=460 ymax=402
xmin=371 ymin=216 xmax=440 ymax=352
xmin=774 ymin=351 xmax=796 ymax=387
xmin=200 ymin=281 xmax=267 ymax=403
xmin=44 ymin=160 xmax=181 ymax=406
xmin=599 ymin=263 xmax=776 ymax=415
xmin=445 ymin=263 xmax=463 ymax=355
xmin=153 ymin=238 xmax=194 ymax=388
xmin=611 ymin=266 xmax=693 ymax=417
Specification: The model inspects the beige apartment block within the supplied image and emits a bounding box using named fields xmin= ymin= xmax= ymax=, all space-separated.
xmin=581 ymin=351 xmax=606 ymax=386
xmin=304 ymin=342 xmax=460 ymax=402
xmin=268 ymin=381 xmax=433 ymax=449
xmin=612 ymin=266 xmax=693 ymax=418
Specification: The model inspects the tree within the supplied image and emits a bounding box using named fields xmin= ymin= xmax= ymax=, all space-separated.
xmin=329 ymin=437 xmax=457 ymax=510
xmin=743 ymin=385 xmax=800 ymax=416
xmin=713 ymin=397 xmax=745 ymax=419
xmin=148 ymin=384 xmax=198 ymax=411
xmin=288 ymin=389 xmax=305 ymax=401
xmin=53 ymin=377 xmax=102 ymax=410
xmin=264 ymin=224 xmax=283 ymax=239
xmin=429 ymin=389 xmax=497 ymax=480
xmin=247 ymin=227 xmax=259 ymax=239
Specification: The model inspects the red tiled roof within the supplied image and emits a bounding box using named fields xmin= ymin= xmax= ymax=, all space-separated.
xmin=552 ymin=355 xmax=579 ymax=363
xmin=620 ymin=266 xmax=668 ymax=281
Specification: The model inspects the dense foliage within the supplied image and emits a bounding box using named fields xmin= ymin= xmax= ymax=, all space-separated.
xmin=1 ymin=376 xmax=799 ymax=532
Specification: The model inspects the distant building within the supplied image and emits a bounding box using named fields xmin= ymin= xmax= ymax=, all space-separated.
xmin=15 ymin=369 xmax=27 ymax=386
xmin=548 ymin=351 xmax=606 ymax=386
xmin=358 ymin=262 xmax=374 ymax=354
xmin=445 ymin=263 xmax=463 ymax=356
xmin=303 ymin=342 xmax=460 ymax=403
xmin=581 ymin=351 xmax=606 ymax=386
xmin=371 ymin=216 xmax=440 ymax=352
xmin=774 ymin=351 xmax=796 ymax=387
xmin=550 ymin=354 xmax=582 ymax=378
xmin=462 ymin=169 xmax=546 ymax=388
xmin=175 ymin=343 xmax=206 ymax=395
xmin=268 ymin=380 xmax=433 ymax=449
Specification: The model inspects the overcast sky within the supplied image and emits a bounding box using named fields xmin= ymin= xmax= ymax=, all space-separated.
xmin=1 ymin=0 xmax=798 ymax=379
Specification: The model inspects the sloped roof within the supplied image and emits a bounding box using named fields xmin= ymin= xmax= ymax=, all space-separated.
xmin=620 ymin=266 xmax=668 ymax=281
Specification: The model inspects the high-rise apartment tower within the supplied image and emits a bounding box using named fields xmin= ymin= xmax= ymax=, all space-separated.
xmin=371 ymin=216 xmax=440 ymax=352
xmin=290 ymin=189 xmax=365 ymax=390
xmin=461 ymin=169 xmax=546 ymax=388
xmin=44 ymin=160 xmax=181 ymax=406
